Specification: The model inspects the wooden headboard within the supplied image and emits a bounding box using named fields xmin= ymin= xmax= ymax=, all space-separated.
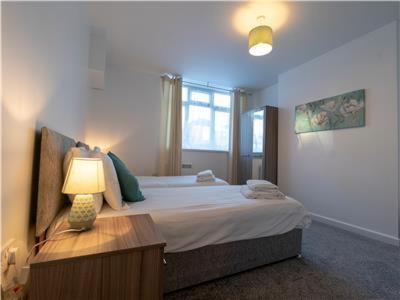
xmin=35 ymin=127 xmax=76 ymax=237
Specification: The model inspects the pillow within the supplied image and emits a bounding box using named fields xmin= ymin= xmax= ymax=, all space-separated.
xmin=91 ymin=150 xmax=128 ymax=210
xmin=108 ymin=151 xmax=145 ymax=202
xmin=63 ymin=147 xmax=104 ymax=213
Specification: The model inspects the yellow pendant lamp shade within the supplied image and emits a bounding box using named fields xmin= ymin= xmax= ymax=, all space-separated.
xmin=248 ymin=16 xmax=273 ymax=56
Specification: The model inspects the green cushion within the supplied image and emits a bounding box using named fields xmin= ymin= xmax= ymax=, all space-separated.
xmin=107 ymin=151 xmax=145 ymax=202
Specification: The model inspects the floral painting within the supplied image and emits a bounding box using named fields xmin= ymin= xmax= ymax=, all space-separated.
xmin=295 ymin=89 xmax=365 ymax=134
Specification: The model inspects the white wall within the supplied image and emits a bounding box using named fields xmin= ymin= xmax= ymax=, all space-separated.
xmin=85 ymin=65 xmax=161 ymax=176
xmin=181 ymin=150 xmax=228 ymax=180
xmin=248 ymin=84 xmax=279 ymax=110
xmin=278 ymin=22 xmax=399 ymax=244
xmin=2 ymin=2 xmax=90 ymax=261
xmin=88 ymin=31 xmax=107 ymax=90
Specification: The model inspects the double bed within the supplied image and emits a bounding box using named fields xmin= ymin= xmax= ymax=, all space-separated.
xmin=137 ymin=175 xmax=228 ymax=188
xmin=35 ymin=127 xmax=310 ymax=292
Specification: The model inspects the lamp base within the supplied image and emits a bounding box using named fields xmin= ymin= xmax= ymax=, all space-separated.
xmin=68 ymin=194 xmax=97 ymax=230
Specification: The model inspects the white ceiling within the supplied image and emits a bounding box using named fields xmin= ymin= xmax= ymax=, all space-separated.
xmin=89 ymin=1 xmax=398 ymax=90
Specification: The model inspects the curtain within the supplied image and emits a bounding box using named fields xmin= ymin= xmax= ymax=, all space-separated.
xmin=158 ymin=75 xmax=182 ymax=176
xmin=228 ymin=89 xmax=248 ymax=184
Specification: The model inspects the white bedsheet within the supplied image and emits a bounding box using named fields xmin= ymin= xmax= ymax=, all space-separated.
xmin=98 ymin=185 xmax=311 ymax=253
xmin=137 ymin=175 xmax=228 ymax=188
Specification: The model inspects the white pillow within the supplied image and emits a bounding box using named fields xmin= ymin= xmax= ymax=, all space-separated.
xmin=63 ymin=147 xmax=104 ymax=213
xmin=91 ymin=150 xmax=128 ymax=210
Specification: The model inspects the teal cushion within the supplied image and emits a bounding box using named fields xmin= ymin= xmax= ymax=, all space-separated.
xmin=107 ymin=151 xmax=145 ymax=202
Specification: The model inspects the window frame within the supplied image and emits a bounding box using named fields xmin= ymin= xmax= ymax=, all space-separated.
xmin=182 ymin=84 xmax=232 ymax=152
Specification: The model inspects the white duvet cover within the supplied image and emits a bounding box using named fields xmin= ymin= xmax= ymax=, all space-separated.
xmin=98 ymin=185 xmax=311 ymax=253
xmin=137 ymin=175 xmax=228 ymax=188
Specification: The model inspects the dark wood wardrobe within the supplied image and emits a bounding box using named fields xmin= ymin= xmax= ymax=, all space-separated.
xmin=239 ymin=106 xmax=278 ymax=185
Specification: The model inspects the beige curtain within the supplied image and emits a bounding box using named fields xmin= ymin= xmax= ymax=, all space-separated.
xmin=228 ymin=90 xmax=248 ymax=184
xmin=158 ymin=75 xmax=182 ymax=176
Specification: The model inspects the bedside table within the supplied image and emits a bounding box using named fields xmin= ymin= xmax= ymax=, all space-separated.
xmin=29 ymin=214 xmax=166 ymax=300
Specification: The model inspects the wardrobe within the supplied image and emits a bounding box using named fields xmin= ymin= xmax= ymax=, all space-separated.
xmin=239 ymin=106 xmax=278 ymax=184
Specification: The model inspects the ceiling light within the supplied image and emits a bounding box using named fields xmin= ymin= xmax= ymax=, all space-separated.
xmin=248 ymin=16 xmax=273 ymax=56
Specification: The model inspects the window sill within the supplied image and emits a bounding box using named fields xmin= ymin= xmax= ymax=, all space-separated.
xmin=182 ymin=148 xmax=230 ymax=154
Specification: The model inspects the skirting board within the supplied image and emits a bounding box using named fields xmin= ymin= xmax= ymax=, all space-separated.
xmin=310 ymin=213 xmax=399 ymax=246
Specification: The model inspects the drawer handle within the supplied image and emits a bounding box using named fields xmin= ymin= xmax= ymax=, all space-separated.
xmin=163 ymin=258 xmax=167 ymax=265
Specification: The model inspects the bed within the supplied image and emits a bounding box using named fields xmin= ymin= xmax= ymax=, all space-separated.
xmin=35 ymin=127 xmax=310 ymax=293
xmin=137 ymin=175 xmax=228 ymax=188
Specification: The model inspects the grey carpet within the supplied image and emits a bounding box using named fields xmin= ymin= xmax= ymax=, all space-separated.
xmin=165 ymin=222 xmax=400 ymax=300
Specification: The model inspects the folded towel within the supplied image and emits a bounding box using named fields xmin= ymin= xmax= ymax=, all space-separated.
xmin=246 ymin=179 xmax=278 ymax=192
xmin=196 ymin=174 xmax=216 ymax=182
xmin=240 ymin=185 xmax=285 ymax=200
xmin=197 ymin=170 xmax=214 ymax=178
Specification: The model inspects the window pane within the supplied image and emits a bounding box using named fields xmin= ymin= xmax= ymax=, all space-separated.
xmin=183 ymin=105 xmax=211 ymax=149
xmin=182 ymin=84 xmax=232 ymax=151
xmin=182 ymin=87 xmax=188 ymax=102
xmin=188 ymin=105 xmax=211 ymax=122
xmin=214 ymin=93 xmax=231 ymax=108
xmin=253 ymin=110 xmax=264 ymax=153
xmin=182 ymin=106 xmax=186 ymax=133
xmin=214 ymin=111 xmax=230 ymax=151
xmin=191 ymin=91 xmax=210 ymax=103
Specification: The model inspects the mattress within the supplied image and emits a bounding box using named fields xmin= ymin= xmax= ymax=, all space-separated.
xmin=98 ymin=185 xmax=311 ymax=253
xmin=137 ymin=175 xmax=228 ymax=188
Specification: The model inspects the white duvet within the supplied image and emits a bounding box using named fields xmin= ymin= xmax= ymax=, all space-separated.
xmin=137 ymin=175 xmax=228 ymax=188
xmin=98 ymin=185 xmax=311 ymax=253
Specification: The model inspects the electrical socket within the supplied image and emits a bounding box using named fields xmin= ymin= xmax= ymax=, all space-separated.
xmin=8 ymin=247 xmax=18 ymax=266
xmin=1 ymin=239 xmax=15 ymax=273
xmin=1 ymin=250 xmax=9 ymax=273
xmin=1 ymin=239 xmax=20 ymax=293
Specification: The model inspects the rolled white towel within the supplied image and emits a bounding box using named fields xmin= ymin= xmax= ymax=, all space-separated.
xmin=246 ymin=179 xmax=278 ymax=192
xmin=196 ymin=174 xmax=216 ymax=182
xmin=240 ymin=185 xmax=285 ymax=200
xmin=197 ymin=169 xmax=214 ymax=178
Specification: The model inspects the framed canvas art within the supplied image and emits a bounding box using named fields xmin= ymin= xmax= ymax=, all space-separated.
xmin=295 ymin=89 xmax=365 ymax=134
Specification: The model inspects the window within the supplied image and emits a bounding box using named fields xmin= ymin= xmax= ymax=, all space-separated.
xmin=252 ymin=109 xmax=264 ymax=153
xmin=182 ymin=84 xmax=231 ymax=151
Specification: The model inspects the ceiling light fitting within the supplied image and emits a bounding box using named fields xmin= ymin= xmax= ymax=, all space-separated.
xmin=248 ymin=15 xmax=273 ymax=56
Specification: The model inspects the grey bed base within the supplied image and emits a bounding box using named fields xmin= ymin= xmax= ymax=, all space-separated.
xmin=164 ymin=228 xmax=302 ymax=293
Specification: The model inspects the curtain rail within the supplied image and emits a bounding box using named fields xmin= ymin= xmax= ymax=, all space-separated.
xmin=182 ymin=80 xmax=234 ymax=93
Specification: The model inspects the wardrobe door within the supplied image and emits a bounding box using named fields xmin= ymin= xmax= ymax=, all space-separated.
xmin=263 ymin=106 xmax=278 ymax=184
xmin=239 ymin=110 xmax=253 ymax=184
xmin=251 ymin=108 xmax=265 ymax=180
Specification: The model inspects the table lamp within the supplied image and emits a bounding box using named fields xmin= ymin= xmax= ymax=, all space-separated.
xmin=62 ymin=157 xmax=105 ymax=230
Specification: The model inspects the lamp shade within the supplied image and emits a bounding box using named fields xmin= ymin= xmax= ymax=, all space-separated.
xmin=248 ymin=25 xmax=273 ymax=56
xmin=62 ymin=158 xmax=105 ymax=194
